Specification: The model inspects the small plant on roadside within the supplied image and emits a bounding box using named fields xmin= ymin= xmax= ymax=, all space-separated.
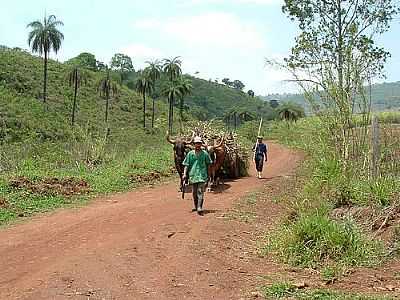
xmin=321 ymin=265 xmax=343 ymax=284
xmin=263 ymin=282 xmax=296 ymax=298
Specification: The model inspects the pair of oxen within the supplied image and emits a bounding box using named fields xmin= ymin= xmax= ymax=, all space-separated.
xmin=166 ymin=133 xmax=225 ymax=192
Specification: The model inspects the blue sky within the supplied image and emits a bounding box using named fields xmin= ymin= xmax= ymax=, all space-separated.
xmin=1 ymin=0 xmax=400 ymax=94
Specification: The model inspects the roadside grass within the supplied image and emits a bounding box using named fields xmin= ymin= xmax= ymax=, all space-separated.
xmin=0 ymin=130 xmax=176 ymax=226
xmin=262 ymin=282 xmax=394 ymax=300
xmin=246 ymin=116 xmax=400 ymax=281
xmin=262 ymin=213 xmax=385 ymax=268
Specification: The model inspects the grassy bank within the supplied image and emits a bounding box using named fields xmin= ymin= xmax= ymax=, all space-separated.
xmin=239 ymin=114 xmax=400 ymax=283
xmin=0 ymin=127 xmax=177 ymax=225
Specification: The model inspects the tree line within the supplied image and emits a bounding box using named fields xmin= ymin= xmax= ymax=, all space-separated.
xmin=25 ymin=14 xmax=299 ymax=136
xmin=26 ymin=14 xmax=192 ymax=134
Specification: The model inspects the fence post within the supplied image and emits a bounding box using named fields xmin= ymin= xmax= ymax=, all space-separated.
xmin=371 ymin=115 xmax=380 ymax=179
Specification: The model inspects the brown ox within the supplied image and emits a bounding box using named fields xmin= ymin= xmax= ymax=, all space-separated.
xmin=205 ymin=138 xmax=226 ymax=192
xmin=167 ymin=132 xmax=193 ymax=191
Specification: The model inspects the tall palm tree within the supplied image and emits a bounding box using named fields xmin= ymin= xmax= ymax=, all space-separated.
xmin=98 ymin=70 xmax=119 ymax=135
xmin=225 ymin=109 xmax=240 ymax=131
xmin=223 ymin=112 xmax=232 ymax=129
xmin=238 ymin=110 xmax=255 ymax=123
xmin=277 ymin=103 xmax=305 ymax=123
xmin=145 ymin=60 xmax=162 ymax=82
xmin=162 ymin=57 xmax=182 ymax=81
xmin=177 ymin=77 xmax=193 ymax=133
xmin=68 ymin=66 xmax=89 ymax=126
xmin=225 ymin=108 xmax=239 ymax=131
xmin=135 ymin=71 xmax=154 ymax=129
xmin=27 ymin=15 xmax=64 ymax=103
xmin=145 ymin=61 xmax=162 ymax=128
xmin=162 ymin=80 xmax=183 ymax=133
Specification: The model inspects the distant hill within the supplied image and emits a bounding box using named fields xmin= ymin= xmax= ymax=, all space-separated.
xmin=175 ymin=76 xmax=276 ymax=121
xmin=0 ymin=47 xmax=276 ymax=147
xmin=124 ymin=71 xmax=276 ymax=122
xmin=261 ymin=82 xmax=400 ymax=113
xmin=0 ymin=47 xmax=170 ymax=146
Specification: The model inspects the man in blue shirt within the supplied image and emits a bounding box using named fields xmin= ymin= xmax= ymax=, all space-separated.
xmin=252 ymin=136 xmax=268 ymax=179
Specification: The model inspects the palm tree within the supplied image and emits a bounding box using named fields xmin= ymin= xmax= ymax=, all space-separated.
xmin=68 ymin=66 xmax=89 ymax=126
xmin=162 ymin=80 xmax=183 ymax=133
xmin=98 ymin=70 xmax=119 ymax=135
xmin=177 ymin=77 xmax=193 ymax=133
xmin=223 ymin=112 xmax=232 ymax=128
xmin=27 ymin=15 xmax=64 ymax=103
xmin=224 ymin=109 xmax=239 ymax=131
xmin=277 ymin=103 xmax=305 ymax=123
xmin=163 ymin=57 xmax=182 ymax=81
xmin=135 ymin=71 xmax=154 ymax=129
xmin=146 ymin=60 xmax=162 ymax=82
xmin=145 ymin=61 xmax=162 ymax=128
xmin=238 ymin=110 xmax=255 ymax=123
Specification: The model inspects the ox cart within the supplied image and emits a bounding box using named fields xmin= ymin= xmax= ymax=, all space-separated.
xmin=167 ymin=122 xmax=249 ymax=192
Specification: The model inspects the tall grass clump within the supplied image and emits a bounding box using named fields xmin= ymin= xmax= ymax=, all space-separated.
xmin=265 ymin=214 xmax=384 ymax=268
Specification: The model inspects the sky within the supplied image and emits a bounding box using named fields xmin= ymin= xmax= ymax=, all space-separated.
xmin=1 ymin=0 xmax=400 ymax=95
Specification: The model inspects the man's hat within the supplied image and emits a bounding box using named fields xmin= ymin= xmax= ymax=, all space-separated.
xmin=194 ymin=136 xmax=202 ymax=143
xmin=257 ymin=135 xmax=263 ymax=139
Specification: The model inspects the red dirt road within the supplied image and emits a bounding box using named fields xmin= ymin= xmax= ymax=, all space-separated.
xmin=0 ymin=143 xmax=301 ymax=300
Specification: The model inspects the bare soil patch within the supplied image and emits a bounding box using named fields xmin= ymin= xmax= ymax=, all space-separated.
xmin=9 ymin=176 xmax=91 ymax=196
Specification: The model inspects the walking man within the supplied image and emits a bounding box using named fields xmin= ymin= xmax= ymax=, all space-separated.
xmin=182 ymin=136 xmax=212 ymax=215
xmin=253 ymin=136 xmax=268 ymax=179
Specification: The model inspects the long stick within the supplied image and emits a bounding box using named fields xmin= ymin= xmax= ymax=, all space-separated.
xmin=254 ymin=118 xmax=263 ymax=160
xmin=257 ymin=118 xmax=263 ymax=137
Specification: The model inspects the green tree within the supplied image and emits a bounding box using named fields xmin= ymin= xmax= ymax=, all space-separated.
xmin=238 ymin=110 xmax=255 ymax=123
xmin=96 ymin=61 xmax=108 ymax=72
xmin=27 ymin=14 xmax=64 ymax=103
xmin=222 ymin=78 xmax=232 ymax=86
xmin=162 ymin=80 xmax=182 ymax=133
xmin=279 ymin=0 xmax=398 ymax=161
xmin=67 ymin=66 xmax=89 ymax=126
xmin=233 ymin=80 xmax=245 ymax=91
xmin=163 ymin=57 xmax=182 ymax=81
xmin=269 ymin=99 xmax=279 ymax=108
xmin=98 ymin=70 xmax=119 ymax=135
xmin=177 ymin=77 xmax=193 ymax=132
xmin=145 ymin=60 xmax=162 ymax=128
xmin=247 ymin=90 xmax=255 ymax=97
xmin=66 ymin=52 xmax=97 ymax=71
xmin=277 ymin=102 xmax=305 ymax=123
xmin=110 ymin=53 xmax=134 ymax=83
xmin=224 ymin=109 xmax=239 ymax=131
xmin=135 ymin=71 xmax=154 ymax=129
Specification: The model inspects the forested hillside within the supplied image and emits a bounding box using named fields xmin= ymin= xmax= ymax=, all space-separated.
xmin=263 ymin=81 xmax=400 ymax=112
xmin=0 ymin=47 xmax=172 ymax=145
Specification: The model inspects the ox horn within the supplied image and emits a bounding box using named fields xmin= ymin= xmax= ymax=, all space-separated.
xmin=166 ymin=131 xmax=176 ymax=144
xmin=215 ymin=136 xmax=225 ymax=148
xmin=186 ymin=131 xmax=195 ymax=144
xmin=202 ymin=139 xmax=208 ymax=149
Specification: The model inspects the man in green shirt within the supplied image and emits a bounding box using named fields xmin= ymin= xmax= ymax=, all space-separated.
xmin=182 ymin=136 xmax=212 ymax=215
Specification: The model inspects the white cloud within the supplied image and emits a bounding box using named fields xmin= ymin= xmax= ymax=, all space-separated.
xmin=134 ymin=12 xmax=266 ymax=50
xmin=133 ymin=19 xmax=161 ymax=30
xmin=130 ymin=12 xmax=294 ymax=94
xmin=120 ymin=44 xmax=164 ymax=59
